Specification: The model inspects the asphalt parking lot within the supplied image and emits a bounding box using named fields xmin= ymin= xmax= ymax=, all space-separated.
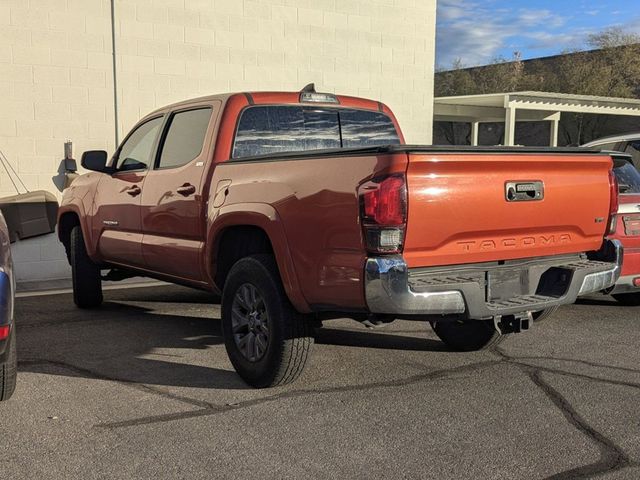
xmin=1 ymin=285 xmax=639 ymax=479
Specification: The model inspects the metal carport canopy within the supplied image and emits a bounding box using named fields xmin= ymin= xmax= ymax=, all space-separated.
xmin=434 ymin=91 xmax=640 ymax=147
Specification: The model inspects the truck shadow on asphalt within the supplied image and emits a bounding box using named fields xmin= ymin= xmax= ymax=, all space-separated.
xmin=315 ymin=327 xmax=447 ymax=351
xmin=15 ymin=287 xmax=447 ymax=391
xmin=16 ymin=299 xmax=248 ymax=390
xmin=575 ymin=297 xmax=619 ymax=307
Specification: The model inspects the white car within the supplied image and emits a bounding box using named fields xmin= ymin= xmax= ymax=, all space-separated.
xmin=583 ymin=133 xmax=640 ymax=170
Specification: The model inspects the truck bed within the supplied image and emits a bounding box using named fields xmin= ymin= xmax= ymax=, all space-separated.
xmin=214 ymin=144 xmax=614 ymax=310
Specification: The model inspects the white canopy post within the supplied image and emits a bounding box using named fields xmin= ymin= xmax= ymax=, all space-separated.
xmin=548 ymin=112 xmax=561 ymax=147
xmin=471 ymin=121 xmax=480 ymax=146
xmin=504 ymin=106 xmax=516 ymax=146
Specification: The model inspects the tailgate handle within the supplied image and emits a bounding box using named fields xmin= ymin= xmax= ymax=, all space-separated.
xmin=505 ymin=181 xmax=544 ymax=202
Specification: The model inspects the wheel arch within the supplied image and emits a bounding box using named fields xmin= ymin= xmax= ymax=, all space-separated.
xmin=207 ymin=204 xmax=310 ymax=313
xmin=58 ymin=209 xmax=82 ymax=263
xmin=58 ymin=205 xmax=100 ymax=263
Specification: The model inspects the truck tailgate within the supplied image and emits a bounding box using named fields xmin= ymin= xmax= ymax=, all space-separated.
xmin=404 ymin=153 xmax=613 ymax=268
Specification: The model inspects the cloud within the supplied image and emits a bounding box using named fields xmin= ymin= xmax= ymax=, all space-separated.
xmin=435 ymin=0 xmax=632 ymax=68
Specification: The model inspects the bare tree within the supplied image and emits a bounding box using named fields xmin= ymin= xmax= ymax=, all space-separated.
xmin=434 ymin=28 xmax=640 ymax=145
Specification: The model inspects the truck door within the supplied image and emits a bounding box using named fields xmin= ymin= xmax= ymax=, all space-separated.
xmin=140 ymin=102 xmax=220 ymax=282
xmin=93 ymin=116 xmax=163 ymax=268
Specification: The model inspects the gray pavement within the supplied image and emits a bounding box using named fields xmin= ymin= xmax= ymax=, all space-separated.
xmin=1 ymin=285 xmax=640 ymax=479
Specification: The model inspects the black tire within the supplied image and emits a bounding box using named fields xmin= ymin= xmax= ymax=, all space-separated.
xmin=0 ymin=329 xmax=17 ymax=401
xmin=532 ymin=306 xmax=559 ymax=322
xmin=221 ymin=254 xmax=313 ymax=388
xmin=612 ymin=293 xmax=640 ymax=306
xmin=430 ymin=318 xmax=503 ymax=351
xmin=70 ymin=226 xmax=103 ymax=309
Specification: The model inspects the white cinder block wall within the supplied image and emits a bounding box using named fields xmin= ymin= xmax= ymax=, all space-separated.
xmin=0 ymin=0 xmax=437 ymax=287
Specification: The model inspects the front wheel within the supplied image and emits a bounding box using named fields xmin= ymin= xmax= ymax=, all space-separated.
xmin=221 ymin=255 xmax=313 ymax=388
xmin=430 ymin=318 xmax=503 ymax=351
xmin=70 ymin=226 xmax=103 ymax=309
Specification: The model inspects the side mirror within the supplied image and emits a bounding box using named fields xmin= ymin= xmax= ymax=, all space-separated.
xmin=80 ymin=150 xmax=111 ymax=173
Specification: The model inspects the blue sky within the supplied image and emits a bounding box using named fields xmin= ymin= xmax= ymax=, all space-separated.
xmin=436 ymin=0 xmax=640 ymax=68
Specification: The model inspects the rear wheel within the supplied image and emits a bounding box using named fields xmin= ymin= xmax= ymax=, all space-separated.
xmin=0 ymin=329 xmax=17 ymax=401
xmin=612 ymin=293 xmax=640 ymax=306
xmin=430 ymin=318 xmax=503 ymax=351
xmin=532 ymin=306 xmax=559 ymax=322
xmin=70 ymin=226 xmax=103 ymax=309
xmin=221 ymin=254 xmax=313 ymax=388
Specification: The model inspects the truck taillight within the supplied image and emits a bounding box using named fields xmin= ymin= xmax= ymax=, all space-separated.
xmin=608 ymin=169 xmax=619 ymax=235
xmin=358 ymin=174 xmax=407 ymax=254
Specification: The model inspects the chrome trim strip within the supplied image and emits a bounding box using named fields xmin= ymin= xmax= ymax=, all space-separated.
xmin=618 ymin=202 xmax=640 ymax=215
xmin=365 ymin=256 xmax=466 ymax=315
xmin=617 ymin=202 xmax=640 ymax=214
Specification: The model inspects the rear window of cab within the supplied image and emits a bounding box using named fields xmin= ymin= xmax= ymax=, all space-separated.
xmin=231 ymin=106 xmax=400 ymax=159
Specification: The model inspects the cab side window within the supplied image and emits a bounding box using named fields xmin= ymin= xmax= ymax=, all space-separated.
xmin=157 ymin=108 xmax=212 ymax=169
xmin=116 ymin=117 xmax=163 ymax=171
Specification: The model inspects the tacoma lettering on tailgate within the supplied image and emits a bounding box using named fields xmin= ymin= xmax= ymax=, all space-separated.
xmin=458 ymin=234 xmax=572 ymax=252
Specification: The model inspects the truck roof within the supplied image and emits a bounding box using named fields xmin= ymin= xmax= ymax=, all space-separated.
xmin=147 ymin=90 xmax=387 ymax=116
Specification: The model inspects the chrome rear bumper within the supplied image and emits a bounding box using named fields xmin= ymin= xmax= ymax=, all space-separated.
xmin=365 ymin=240 xmax=623 ymax=318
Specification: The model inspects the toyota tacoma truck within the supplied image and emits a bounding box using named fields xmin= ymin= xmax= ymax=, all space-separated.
xmin=58 ymin=85 xmax=622 ymax=387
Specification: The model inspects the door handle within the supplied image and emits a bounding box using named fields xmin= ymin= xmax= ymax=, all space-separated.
xmin=176 ymin=183 xmax=196 ymax=196
xmin=125 ymin=185 xmax=141 ymax=196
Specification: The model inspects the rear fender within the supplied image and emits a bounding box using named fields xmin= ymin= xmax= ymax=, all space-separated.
xmin=206 ymin=203 xmax=310 ymax=313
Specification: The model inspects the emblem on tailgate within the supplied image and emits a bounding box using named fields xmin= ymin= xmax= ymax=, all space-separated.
xmin=458 ymin=234 xmax=571 ymax=251
xmin=505 ymin=181 xmax=544 ymax=202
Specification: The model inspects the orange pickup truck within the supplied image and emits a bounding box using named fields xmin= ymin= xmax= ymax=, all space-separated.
xmin=58 ymin=86 xmax=622 ymax=387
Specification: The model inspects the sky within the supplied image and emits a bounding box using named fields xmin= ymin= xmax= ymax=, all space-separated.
xmin=436 ymin=0 xmax=640 ymax=68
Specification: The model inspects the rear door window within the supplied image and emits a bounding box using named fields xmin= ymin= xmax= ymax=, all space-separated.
xmin=614 ymin=161 xmax=640 ymax=194
xmin=232 ymin=106 xmax=340 ymax=159
xmin=340 ymin=110 xmax=400 ymax=147
xmin=157 ymin=108 xmax=212 ymax=169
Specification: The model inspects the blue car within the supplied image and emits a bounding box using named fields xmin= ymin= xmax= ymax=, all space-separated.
xmin=0 ymin=211 xmax=16 ymax=401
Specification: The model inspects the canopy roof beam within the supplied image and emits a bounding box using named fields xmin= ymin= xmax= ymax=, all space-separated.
xmin=435 ymin=90 xmax=640 ymax=147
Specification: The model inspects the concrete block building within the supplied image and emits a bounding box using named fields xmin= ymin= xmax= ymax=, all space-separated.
xmin=0 ymin=0 xmax=437 ymax=287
